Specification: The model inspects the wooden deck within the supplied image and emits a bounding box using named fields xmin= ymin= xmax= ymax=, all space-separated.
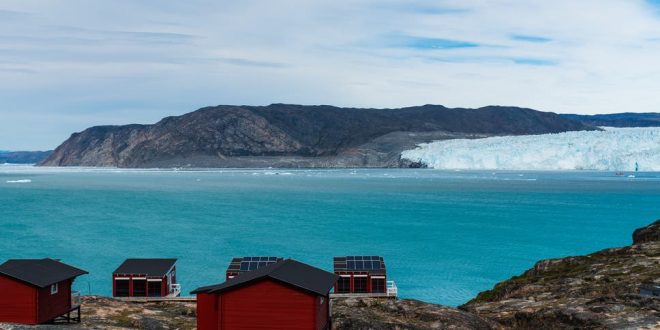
xmin=115 ymin=296 xmax=197 ymax=302
xmin=330 ymin=292 xmax=396 ymax=299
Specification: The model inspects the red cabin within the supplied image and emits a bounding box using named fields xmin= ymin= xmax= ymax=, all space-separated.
xmin=192 ymin=259 xmax=338 ymax=330
xmin=333 ymin=256 xmax=387 ymax=294
xmin=0 ymin=258 xmax=87 ymax=325
xmin=225 ymin=256 xmax=283 ymax=280
xmin=112 ymin=258 xmax=179 ymax=298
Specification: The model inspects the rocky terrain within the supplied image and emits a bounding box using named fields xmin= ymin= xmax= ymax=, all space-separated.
xmin=462 ymin=220 xmax=660 ymax=329
xmin=331 ymin=298 xmax=495 ymax=330
xmin=40 ymin=104 xmax=594 ymax=168
xmin=0 ymin=297 xmax=196 ymax=330
xmin=1 ymin=220 xmax=657 ymax=330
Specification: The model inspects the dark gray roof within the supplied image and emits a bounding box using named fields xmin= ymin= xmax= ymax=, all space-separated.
xmin=192 ymin=259 xmax=338 ymax=296
xmin=113 ymin=258 xmax=177 ymax=276
xmin=0 ymin=258 xmax=88 ymax=288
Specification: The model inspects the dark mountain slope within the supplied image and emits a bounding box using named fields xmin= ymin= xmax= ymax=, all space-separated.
xmin=561 ymin=112 xmax=660 ymax=127
xmin=40 ymin=104 xmax=594 ymax=168
xmin=0 ymin=150 xmax=52 ymax=164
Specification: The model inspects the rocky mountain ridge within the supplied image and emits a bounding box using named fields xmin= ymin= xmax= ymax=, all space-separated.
xmin=0 ymin=150 xmax=52 ymax=164
xmin=40 ymin=104 xmax=593 ymax=168
xmin=561 ymin=113 xmax=660 ymax=128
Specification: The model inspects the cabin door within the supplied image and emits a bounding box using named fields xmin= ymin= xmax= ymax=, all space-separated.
xmin=148 ymin=280 xmax=162 ymax=297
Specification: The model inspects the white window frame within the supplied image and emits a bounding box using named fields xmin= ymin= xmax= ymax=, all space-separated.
xmin=50 ymin=283 xmax=58 ymax=295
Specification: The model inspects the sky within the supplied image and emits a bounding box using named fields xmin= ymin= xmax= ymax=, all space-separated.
xmin=2 ymin=0 xmax=660 ymax=150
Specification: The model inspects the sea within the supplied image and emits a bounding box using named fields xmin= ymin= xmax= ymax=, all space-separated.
xmin=1 ymin=165 xmax=659 ymax=306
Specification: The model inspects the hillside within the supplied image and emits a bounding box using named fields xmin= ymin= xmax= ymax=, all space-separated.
xmin=0 ymin=150 xmax=52 ymax=164
xmin=462 ymin=220 xmax=660 ymax=329
xmin=40 ymin=104 xmax=593 ymax=168
xmin=561 ymin=113 xmax=660 ymax=127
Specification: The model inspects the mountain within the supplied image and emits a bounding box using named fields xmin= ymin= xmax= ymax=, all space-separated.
xmin=40 ymin=104 xmax=594 ymax=168
xmin=561 ymin=112 xmax=660 ymax=127
xmin=0 ymin=150 xmax=52 ymax=164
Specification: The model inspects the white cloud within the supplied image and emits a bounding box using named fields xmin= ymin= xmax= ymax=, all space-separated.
xmin=1 ymin=0 xmax=660 ymax=149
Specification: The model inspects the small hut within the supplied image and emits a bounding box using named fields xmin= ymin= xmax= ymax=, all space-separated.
xmin=333 ymin=256 xmax=393 ymax=295
xmin=0 ymin=258 xmax=87 ymax=324
xmin=192 ymin=259 xmax=338 ymax=330
xmin=112 ymin=258 xmax=179 ymax=298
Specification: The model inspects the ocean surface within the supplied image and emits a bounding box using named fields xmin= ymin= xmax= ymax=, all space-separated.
xmin=1 ymin=165 xmax=659 ymax=306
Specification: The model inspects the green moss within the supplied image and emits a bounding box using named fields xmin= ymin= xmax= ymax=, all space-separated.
xmin=109 ymin=310 xmax=136 ymax=328
xmin=471 ymin=274 xmax=531 ymax=303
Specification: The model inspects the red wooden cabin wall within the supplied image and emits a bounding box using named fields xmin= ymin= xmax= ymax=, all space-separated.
xmin=196 ymin=279 xmax=330 ymax=330
xmin=0 ymin=275 xmax=37 ymax=324
xmin=37 ymin=279 xmax=73 ymax=323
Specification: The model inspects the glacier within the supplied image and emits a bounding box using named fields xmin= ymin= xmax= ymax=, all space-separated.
xmin=401 ymin=127 xmax=660 ymax=171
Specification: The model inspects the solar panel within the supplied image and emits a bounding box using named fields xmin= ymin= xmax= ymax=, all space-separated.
xmin=333 ymin=256 xmax=386 ymax=272
xmin=227 ymin=256 xmax=283 ymax=275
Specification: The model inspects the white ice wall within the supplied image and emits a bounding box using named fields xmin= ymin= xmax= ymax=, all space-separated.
xmin=401 ymin=127 xmax=660 ymax=171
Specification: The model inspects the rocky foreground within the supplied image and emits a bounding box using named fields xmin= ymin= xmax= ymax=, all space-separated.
xmin=463 ymin=220 xmax=660 ymax=329
xmin=1 ymin=220 xmax=658 ymax=330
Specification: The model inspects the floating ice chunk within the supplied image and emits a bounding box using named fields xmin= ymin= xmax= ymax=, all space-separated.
xmin=401 ymin=127 xmax=660 ymax=171
xmin=6 ymin=179 xmax=32 ymax=183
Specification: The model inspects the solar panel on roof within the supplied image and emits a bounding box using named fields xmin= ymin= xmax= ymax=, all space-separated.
xmin=229 ymin=256 xmax=283 ymax=275
xmin=333 ymin=256 xmax=386 ymax=272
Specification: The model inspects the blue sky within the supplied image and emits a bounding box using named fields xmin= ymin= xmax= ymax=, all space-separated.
xmin=1 ymin=0 xmax=660 ymax=150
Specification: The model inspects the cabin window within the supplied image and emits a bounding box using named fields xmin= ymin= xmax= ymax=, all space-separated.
xmin=133 ymin=279 xmax=147 ymax=297
xmin=115 ymin=279 xmax=129 ymax=297
xmin=371 ymin=278 xmax=385 ymax=293
xmin=336 ymin=277 xmax=350 ymax=293
xmin=50 ymin=283 xmax=58 ymax=295
xmin=353 ymin=277 xmax=368 ymax=293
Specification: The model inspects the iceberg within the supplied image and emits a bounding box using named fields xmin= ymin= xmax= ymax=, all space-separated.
xmin=401 ymin=127 xmax=660 ymax=171
xmin=6 ymin=179 xmax=32 ymax=183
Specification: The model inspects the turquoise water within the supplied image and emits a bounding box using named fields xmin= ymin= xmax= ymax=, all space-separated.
xmin=1 ymin=166 xmax=659 ymax=306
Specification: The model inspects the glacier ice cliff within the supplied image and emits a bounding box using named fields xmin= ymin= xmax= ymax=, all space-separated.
xmin=401 ymin=127 xmax=660 ymax=171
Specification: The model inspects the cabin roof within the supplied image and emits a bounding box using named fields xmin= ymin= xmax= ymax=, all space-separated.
xmin=226 ymin=256 xmax=283 ymax=274
xmin=113 ymin=258 xmax=177 ymax=276
xmin=333 ymin=256 xmax=386 ymax=275
xmin=192 ymin=259 xmax=338 ymax=296
xmin=0 ymin=258 xmax=88 ymax=288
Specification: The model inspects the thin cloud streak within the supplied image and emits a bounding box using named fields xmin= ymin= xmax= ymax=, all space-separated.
xmin=512 ymin=35 xmax=552 ymax=43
